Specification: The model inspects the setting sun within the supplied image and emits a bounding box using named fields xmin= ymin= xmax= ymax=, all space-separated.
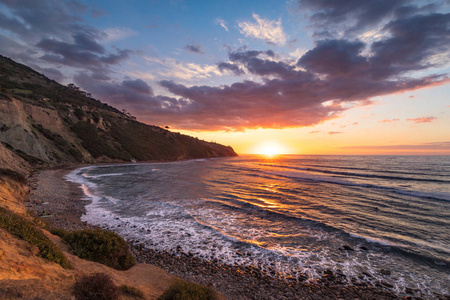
xmin=253 ymin=140 xmax=289 ymax=156
xmin=261 ymin=146 xmax=279 ymax=157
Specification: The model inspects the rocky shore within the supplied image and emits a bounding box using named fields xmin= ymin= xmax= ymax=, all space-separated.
xmin=28 ymin=167 xmax=429 ymax=300
xmin=131 ymin=245 xmax=403 ymax=300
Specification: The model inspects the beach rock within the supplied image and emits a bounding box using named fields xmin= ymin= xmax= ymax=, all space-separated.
xmin=379 ymin=269 xmax=391 ymax=276
xmin=362 ymin=272 xmax=372 ymax=278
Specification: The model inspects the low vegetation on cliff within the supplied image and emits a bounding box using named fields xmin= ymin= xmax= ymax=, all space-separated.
xmin=51 ymin=228 xmax=135 ymax=271
xmin=0 ymin=207 xmax=72 ymax=269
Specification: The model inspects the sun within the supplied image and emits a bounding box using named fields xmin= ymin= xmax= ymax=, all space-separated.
xmin=260 ymin=146 xmax=279 ymax=157
xmin=254 ymin=141 xmax=287 ymax=157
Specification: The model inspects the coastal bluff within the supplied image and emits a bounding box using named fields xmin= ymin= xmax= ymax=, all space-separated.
xmin=0 ymin=54 xmax=237 ymax=175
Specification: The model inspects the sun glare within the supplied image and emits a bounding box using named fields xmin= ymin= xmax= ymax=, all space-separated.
xmin=261 ymin=146 xmax=279 ymax=157
xmin=254 ymin=141 xmax=288 ymax=157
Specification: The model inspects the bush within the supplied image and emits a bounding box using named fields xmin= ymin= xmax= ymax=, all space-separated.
xmin=49 ymin=227 xmax=69 ymax=239
xmin=0 ymin=207 xmax=72 ymax=269
xmin=158 ymin=280 xmax=217 ymax=300
xmin=73 ymin=108 xmax=85 ymax=120
xmin=73 ymin=272 xmax=119 ymax=300
xmin=119 ymin=285 xmax=145 ymax=299
xmin=61 ymin=228 xmax=135 ymax=270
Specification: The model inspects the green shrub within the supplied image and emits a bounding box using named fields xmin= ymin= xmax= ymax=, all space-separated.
xmin=73 ymin=272 xmax=119 ymax=300
xmin=119 ymin=285 xmax=145 ymax=299
xmin=0 ymin=207 xmax=72 ymax=269
xmin=49 ymin=227 xmax=69 ymax=239
xmin=62 ymin=228 xmax=135 ymax=270
xmin=158 ymin=280 xmax=217 ymax=300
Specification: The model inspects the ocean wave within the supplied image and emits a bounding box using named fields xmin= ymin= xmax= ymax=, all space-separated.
xmin=257 ymin=169 xmax=450 ymax=202
xmin=260 ymin=163 xmax=450 ymax=183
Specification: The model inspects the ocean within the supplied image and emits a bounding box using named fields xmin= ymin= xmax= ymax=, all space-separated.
xmin=66 ymin=155 xmax=450 ymax=297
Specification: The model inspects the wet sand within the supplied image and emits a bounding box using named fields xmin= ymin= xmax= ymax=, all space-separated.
xmin=28 ymin=166 xmax=406 ymax=300
xmin=28 ymin=167 xmax=95 ymax=231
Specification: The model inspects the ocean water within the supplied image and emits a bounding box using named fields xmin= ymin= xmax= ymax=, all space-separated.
xmin=66 ymin=155 xmax=450 ymax=297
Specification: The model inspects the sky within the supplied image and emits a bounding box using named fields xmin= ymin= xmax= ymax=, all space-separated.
xmin=0 ymin=0 xmax=449 ymax=155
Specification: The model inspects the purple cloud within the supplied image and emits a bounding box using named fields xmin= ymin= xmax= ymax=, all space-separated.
xmin=217 ymin=62 xmax=245 ymax=76
xmin=0 ymin=0 xmax=132 ymax=76
xmin=185 ymin=44 xmax=205 ymax=54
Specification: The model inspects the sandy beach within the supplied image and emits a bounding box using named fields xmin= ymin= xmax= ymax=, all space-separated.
xmin=28 ymin=166 xmax=404 ymax=300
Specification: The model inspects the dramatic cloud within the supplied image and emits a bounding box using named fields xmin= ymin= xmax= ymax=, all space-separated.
xmin=185 ymin=44 xmax=205 ymax=54
xmin=217 ymin=62 xmax=245 ymax=76
xmin=74 ymin=73 xmax=157 ymax=109
xmin=238 ymin=14 xmax=287 ymax=45
xmin=406 ymin=117 xmax=437 ymax=123
xmin=0 ymin=0 xmax=132 ymax=78
xmin=91 ymin=37 xmax=446 ymax=130
xmin=36 ymin=33 xmax=131 ymax=73
xmin=369 ymin=13 xmax=450 ymax=78
xmin=296 ymin=0 xmax=407 ymax=38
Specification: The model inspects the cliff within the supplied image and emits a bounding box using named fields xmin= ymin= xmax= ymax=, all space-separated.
xmin=0 ymin=54 xmax=237 ymax=174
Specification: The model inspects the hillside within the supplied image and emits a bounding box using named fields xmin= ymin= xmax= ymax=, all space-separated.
xmin=0 ymin=54 xmax=237 ymax=175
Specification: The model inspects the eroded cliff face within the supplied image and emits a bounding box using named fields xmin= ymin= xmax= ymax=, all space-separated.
xmin=0 ymin=143 xmax=29 ymax=177
xmin=0 ymin=97 xmax=92 ymax=165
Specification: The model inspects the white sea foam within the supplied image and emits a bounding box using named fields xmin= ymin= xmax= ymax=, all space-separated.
xmin=64 ymin=161 xmax=450 ymax=298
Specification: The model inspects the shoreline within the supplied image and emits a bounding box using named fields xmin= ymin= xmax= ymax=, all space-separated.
xmin=29 ymin=165 xmax=405 ymax=299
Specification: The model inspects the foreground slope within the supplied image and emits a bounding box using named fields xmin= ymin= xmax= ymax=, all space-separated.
xmin=0 ymin=54 xmax=237 ymax=172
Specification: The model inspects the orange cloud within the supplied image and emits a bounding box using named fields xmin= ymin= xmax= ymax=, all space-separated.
xmin=405 ymin=117 xmax=436 ymax=123
xmin=379 ymin=118 xmax=400 ymax=123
